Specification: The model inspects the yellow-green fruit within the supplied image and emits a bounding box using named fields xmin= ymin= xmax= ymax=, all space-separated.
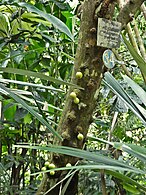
xmin=76 ymin=72 xmax=83 ymax=79
xmin=74 ymin=97 xmax=79 ymax=104
xmin=77 ymin=133 xmax=84 ymax=141
xmin=50 ymin=170 xmax=55 ymax=175
xmin=70 ymin=92 xmax=77 ymax=99
xmin=49 ymin=163 xmax=55 ymax=169
xmin=41 ymin=167 xmax=46 ymax=171
xmin=45 ymin=162 xmax=50 ymax=167
xmin=66 ymin=163 xmax=72 ymax=167
xmin=24 ymin=172 xmax=30 ymax=177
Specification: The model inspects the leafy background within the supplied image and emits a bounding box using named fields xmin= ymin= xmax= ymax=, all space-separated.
xmin=0 ymin=0 xmax=146 ymax=194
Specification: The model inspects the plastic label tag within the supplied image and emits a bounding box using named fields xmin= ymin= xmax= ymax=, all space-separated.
xmin=103 ymin=49 xmax=115 ymax=69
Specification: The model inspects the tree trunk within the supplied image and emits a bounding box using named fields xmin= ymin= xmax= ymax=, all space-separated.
xmin=37 ymin=0 xmax=144 ymax=194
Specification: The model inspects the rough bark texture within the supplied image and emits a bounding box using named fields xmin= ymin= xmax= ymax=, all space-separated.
xmin=117 ymin=0 xmax=145 ymax=26
xmin=37 ymin=1 xmax=115 ymax=194
xmin=37 ymin=0 xmax=144 ymax=194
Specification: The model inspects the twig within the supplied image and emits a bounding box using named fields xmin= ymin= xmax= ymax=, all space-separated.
xmin=141 ymin=3 xmax=146 ymax=19
xmin=112 ymin=49 xmax=132 ymax=78
xmin=133 ymin=18 xmax=146 ymax=61
xmin=100 ymin=169 xmax=107 ymax=195
xmin=117 ymin=0 xmax=145 ymax=27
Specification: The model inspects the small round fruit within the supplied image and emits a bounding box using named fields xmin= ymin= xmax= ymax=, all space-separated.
xmin=74 ymin=97 xmax=79 ymax=104
xmin=70 ymin=92 xmax=77 ymax=99
xmin=66 ymin=163 xmax=72 ymax=167
xmin=24 ymin=172 xmax=30 ymax=177
xmin=77 ymin=133 xmax=84 ymax=141
xmin=49 ymin=163 xmax=56 ymax=169
xmin=50 ymin=170 xmax=55 ymax=175
xmin=45 ymin=162 xmax=50 ymax=167
xmin=41 ymin=167 xmax=46 ymax=171
xmin=76 ymin=72 xmax=83 ymax=79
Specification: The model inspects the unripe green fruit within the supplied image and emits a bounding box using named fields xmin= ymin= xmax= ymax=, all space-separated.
xmin=77 ymin=133 xmax=84 ymax=141
xmin=70 ymin=92 xmax=77 ymax=99
xmin=49 ymin=163 xmax=55 ymax=169
xmin=45 ymin=162 xmax=50 ymax=167
xmin=24 ymin=172 xmax=30 ymax=177
xmin=76 ymin=72 xmax=83 ymax=79
xmin=41 ymin=166 xmax=46 ymax=171
xmin=66 ymin=163 xmax=72 ymax=167
xmin=50 ymin=170 xmax=55 ymax=175
xmin=74 ymin=97 xmax=79 ymax=104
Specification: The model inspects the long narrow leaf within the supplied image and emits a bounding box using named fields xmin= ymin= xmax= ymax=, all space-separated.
xmin=14 ymin=144 xmax=145 ymax=174
xmin=88 ymin=136 xmax=146 ymax=162
xmin=18 ymin=2 xmax=74 ymax=41
xmin=0 ymin=83 xmax=62 ymax=139
xmin=123 ymin=75 xmax=146 ymax=107
xmin=103 ymin=72 xmax=146 ymax=126
xmin=122 ymin=34 xmax=146 ymax=77
xmin=0 ymin=78 xmax=64 ymax=92
xmin=0 ymin=67 xmax=83 ymax=89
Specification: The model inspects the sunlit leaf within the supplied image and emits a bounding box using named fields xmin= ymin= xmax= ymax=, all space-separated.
xmin=0 ymin=67 xmax=83 ymax=89
xmin=18 ymin=2 xmax=74 ymax=41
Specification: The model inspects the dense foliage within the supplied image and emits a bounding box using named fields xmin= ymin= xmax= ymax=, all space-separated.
xmin=0 ymin=0 xmax=146 ymax=194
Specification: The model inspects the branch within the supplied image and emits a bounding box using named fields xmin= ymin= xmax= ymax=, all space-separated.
xmin=117 ymin=0 xmax=145 ymax=26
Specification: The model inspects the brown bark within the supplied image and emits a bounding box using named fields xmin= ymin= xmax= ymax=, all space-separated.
xmin=37 ymin=0 xmax=115 ymax=194
xmin=117 ymin=0 xmax=145 ymax=27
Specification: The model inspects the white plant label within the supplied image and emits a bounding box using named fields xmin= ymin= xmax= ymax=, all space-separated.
xmin=97 ymin=18 xmax=122 ymax=48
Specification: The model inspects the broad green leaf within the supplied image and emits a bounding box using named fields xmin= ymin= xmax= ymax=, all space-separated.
xmin=0 ymin=83 xmax=62 ymax=139
xmin=0 ymin=67 xmax=83 ymax=89
xmin=14 ymin=144 xmax=146 ymax=174
xmin=122 ymin=34 xmax=146 ymax=77
xmin=3 ymin=99 xmax=16 ymax=121
xmin=18 ymin=2 xmax=74 ymax=41
xmin=22 ymin=12 xmax=51 ymax=27
xmin=0 ymin=12 xmax=10 ymax=37
xmin=123 ymin=75 xmax=146 ymax=107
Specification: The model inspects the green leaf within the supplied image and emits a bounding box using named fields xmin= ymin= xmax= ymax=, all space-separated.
xmin=0 ymin=78 xmax=64 ymax=92
xmin=106 ymin=170 xmax=146 ymax=192
xmin=22 ymin=12 xmax=51 ymax=27
xmin=14 ymin=144 xmax=146 ymax=174
xmin=0 ymin=83 xmax=62 ymax=140
xmin=0 ymin=67 xmax=83 ymax=89
xmin=88 ymin=136 xmax=146 ymax=162
xmin=123 ymin=75 xmax=146 ymax=107
xmin=122 ymin=34 xmax=146 ymax=77
xmin=18 ymin=2 xmax=74 ymax=41
xmin=0 ymin=12 xmax=10 ymax=37
xmin=123 ymin=183 xmax=140 ymax=194
xmin=103 ymin=72 xmax=146 ymax=126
